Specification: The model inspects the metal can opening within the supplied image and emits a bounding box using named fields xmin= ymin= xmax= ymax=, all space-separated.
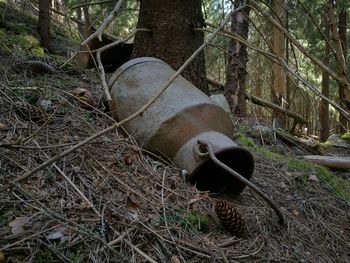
xmin=189 ymin=147 xmax=254 ymax=195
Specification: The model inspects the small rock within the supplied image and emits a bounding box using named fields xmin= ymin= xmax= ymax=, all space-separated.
xmin=308 ymin=174 xmax=319 ymax=182
xmin=280 ymin=182 xmax=288 ymax=189
xmin=38 ymin=99 xmax=53 ymax=112
xmin=210 ymin=94 xmax=231 ymax=114
xmin=46 ymin=231 xmax=64 ymax=241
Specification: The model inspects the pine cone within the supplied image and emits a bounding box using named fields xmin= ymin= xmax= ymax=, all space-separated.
xmin=215 ymin=199 xmax=246 ymax=237
xmin=72 ymin=88 xmax=97 ymax=110
xmin=14 ymin=101 xmax=46 ymax=122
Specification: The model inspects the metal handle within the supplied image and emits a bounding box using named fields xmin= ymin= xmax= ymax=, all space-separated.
xmin=196 ymin=140 xmax=284 ymax=225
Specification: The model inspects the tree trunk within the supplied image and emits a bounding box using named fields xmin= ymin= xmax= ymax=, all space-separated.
xmin=76 ymin=7 xmax=84 ymax=36
xmin=131 ymin=0 xmax=207 ymax=93
xmin=224 ymin=0 xmax=250 ymax=117
xmin=271 ymin=0 xmax=287 ymax=128
xmin=320 ymin=9 xmax=330 ymax=142
xmin=52 ymin=0 xmax=63 ymax=22
xmin=338 ymin=7 xmax=349 ymax=132
xmin=38 ymin=0 xmax=51 ymax=50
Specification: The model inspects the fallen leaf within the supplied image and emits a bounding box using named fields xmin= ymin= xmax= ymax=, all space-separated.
xmin=124 ymin=154 xmax=133 ymax=166
xmin=126 ymin=194 xmax=141 ymax=210
xmin=292 ymin=209 xmax=300 ymax=216
xmin=9 ymin=216 xmax=31 ymax=235
xmin=0 ymin=123 xmax=6 ymax=129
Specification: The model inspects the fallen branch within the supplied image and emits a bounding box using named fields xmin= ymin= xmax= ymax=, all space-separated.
xmin=95 ymin=28 xmax=150 ymax=110
xmin=33 ymin=140 xmax=101 ymax=218
xmin=207 ymin=77 xmax=308 ymax=125
xmin=81 ymin=0 xmax=124 ymax=45
xmin=246 ymin=93 xmax=308 ymax=125
xmin=303 ymin=155 xmax=350 ymax=169
xmin=205 ymin=19 xmax=350 ymax=121
xmin=249 ymin=2 xmax=350 ymax=93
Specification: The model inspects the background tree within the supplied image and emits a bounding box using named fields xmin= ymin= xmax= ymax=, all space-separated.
xmin=131 ymin=0 xmax=208 ymax=93
xmin=271 ymin=0 xmax=287 ymax=128
xmin=224 ymin=0 xmax=250 ymax=117
xmin=320 ymin=8 xmax=331 ymax=142
xmin=337 ymin=4 xmax=349 ymax=132
xmin=38 ymin=0 xmax=51 ymax=50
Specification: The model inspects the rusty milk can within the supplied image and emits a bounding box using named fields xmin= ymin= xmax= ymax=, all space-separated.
xmin=108 ymin=57 xmax=254 ymax=195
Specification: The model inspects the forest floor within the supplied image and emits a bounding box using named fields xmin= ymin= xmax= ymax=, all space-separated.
xmin=0 ymin=2 xmax=349 ymax=263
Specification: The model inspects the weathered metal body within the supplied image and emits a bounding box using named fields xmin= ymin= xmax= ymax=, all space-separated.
xmin=109 ymin=57 xmax=254 ymax=195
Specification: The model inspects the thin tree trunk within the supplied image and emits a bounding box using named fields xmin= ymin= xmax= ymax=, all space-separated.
xmin=328 ymin=2 xmax=349 ymax=132
xmin=271 ymin=0 xmax=286 ymax=128
xmin=320 ymin=8 xmax=330 ymax=142
xmin=132 ymin=0 xmax=207 ymax=93
xmin=338 ymin=7 xmax=349 ymax=132
xmin=320 ymin=58 xmax=330 ymax=141
xmin=76 ymin=7 xmax=84 ymax=36
xmin=224 ymin=0 xmax=250 ymax=117
xmin=38 ymin=0 xmax=51 ymax=50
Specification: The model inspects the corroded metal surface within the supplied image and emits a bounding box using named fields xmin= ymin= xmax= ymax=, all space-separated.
xmin=109 ymin=57 xmax=254 ymax=195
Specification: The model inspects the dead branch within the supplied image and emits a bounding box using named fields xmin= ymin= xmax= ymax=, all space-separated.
xmin=207 ymin=77 xmax=308 ymax=124
xmin=81 ymin=0 xmax=124 ymax=45
xmin=33 ymin=140 xmax=101 ymax=218
xmin=68 ymin=0 xmax=113 ymax=11
xmin=249 ymin=2 xmax=350 ymax=93
xmin=328 ymin=2 xmax=348 ymax=82
xmin=95 ymin=28 xmax=150 ymax=110
xmin=297 ymin=0 xmax=337 ymax=60
xmin=303 ymin=155 xmax=350 ymax=169
xmin=204 ymin=22 xmax=350 ymax=121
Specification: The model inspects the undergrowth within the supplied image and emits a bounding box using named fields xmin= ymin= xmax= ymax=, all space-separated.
xmin=235 ymin=132 xmax=350 ymax=204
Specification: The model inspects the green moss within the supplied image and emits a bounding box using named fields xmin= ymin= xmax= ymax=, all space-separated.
xmin=255 ymin=147 xmax=285 ymax=162
xmin=31 ymin=46 xmax=45 ymax=56
xmin=315 ymin=166 xmax=350 ymax=203
xmin=319 ymin=141 xmax=336 ymax=147
xmin=186 ymin=210 xmax=209 ymax=230
xmin=33 ymin=247 xmax=55 ymax=262
xmin=254 ymin=146 xmax=349 ymax=201
xmin=233 ymin=133 xmax=257 ymax=148
xmin=340 ymin=132 xmax=350 ymax=141
xmin=166 ymin=209 xmax=209 ymax=231
xmin=287 ymin=158 xmax=313 ymax=172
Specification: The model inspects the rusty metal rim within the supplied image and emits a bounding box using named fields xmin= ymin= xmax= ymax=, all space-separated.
xmin=108 ymin=57 xmax=165 ymax=90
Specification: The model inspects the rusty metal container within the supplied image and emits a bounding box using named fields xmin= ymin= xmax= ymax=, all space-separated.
xmin=108 ymin=57 xmax=254 ymax=195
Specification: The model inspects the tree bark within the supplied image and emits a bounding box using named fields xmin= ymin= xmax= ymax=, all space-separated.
xmin=224 ymin=0 xmax=250 ymax=117
xmin=38 ymin=0 xmax=51 ymax=50
xmin=271 ymin=0 xmax=287 ymax=128
xmin=76 ymin=7 xmax=85 ymax=36
xmin=328 ymin=2 xmax=349 ymax=132
xmin=338 ymin=7 xmax=349 ymax=132
xmin=131 ymin=0 xmax=207 ymax=93
xmin=320 ymin=8 xmax=330 ymax=142
xmin=303 ymin=155 xmax=350 ymax=169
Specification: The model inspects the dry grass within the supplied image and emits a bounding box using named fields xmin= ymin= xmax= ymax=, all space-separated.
xmin=0 ymin=24 xmax=349 ymax=263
